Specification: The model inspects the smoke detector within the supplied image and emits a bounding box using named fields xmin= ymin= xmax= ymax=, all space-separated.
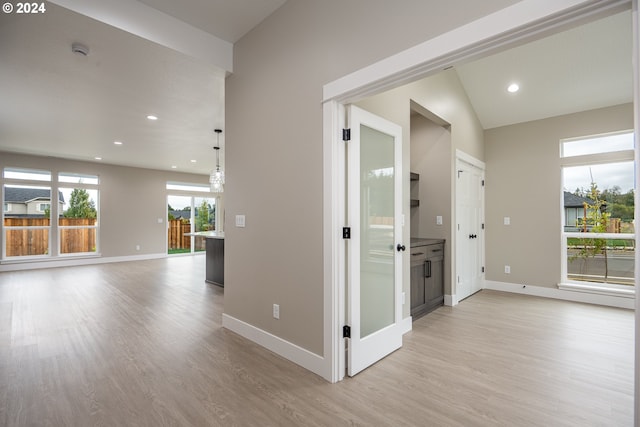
xmin=71 ymin=42 xmax=90 ymax=56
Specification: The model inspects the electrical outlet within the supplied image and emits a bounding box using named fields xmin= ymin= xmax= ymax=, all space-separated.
xmin=504 ymin=265 xmax=511 ymax=274
xmin=273 ymin=304 xmax=280 ymax=319
xmin=436 ymin=216 xmax=443 ymax=225
xmin=136 ymin=245 xmax=140 ymax=251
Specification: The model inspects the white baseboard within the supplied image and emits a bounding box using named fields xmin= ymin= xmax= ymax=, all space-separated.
xmin=222 ymin=313 xmax=330 ymax=381
xmin=0 ymin=252 xmax=168 ymax=272
xmin=444 ymin=294 xmax=456 ymax=306
xmin=400 ymin=316 xmax=412 ymax=334
xmin=483 ymin=280 xmax=635 ymax=310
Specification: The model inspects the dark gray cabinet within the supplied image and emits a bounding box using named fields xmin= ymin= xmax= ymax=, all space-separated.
xmin=410 ymin=239 xmax=444 ymax=319
xmin=205 ymin=237 xmax=224 ymax=287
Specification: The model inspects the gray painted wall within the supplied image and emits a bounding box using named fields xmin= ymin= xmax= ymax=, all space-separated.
xmin=0 ymin=151 xmax=209 ymax=258
xmin=225 ymin=0 xmax=516 ymax=356
xmin=484 ymin=103 xmax=634 ymax=287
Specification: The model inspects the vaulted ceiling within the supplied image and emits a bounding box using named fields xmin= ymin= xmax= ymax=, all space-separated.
xmin=0 ymin=2 xmax=632 ymax=174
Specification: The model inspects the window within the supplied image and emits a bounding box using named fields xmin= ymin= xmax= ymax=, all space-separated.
xmin=58 ymin=173 xmax=99 ymax=255
xmin=3 ymin=184 xmax=52 ymax=257
xmin=1 ymin=168 xmax=100 ymax=260
xmin=3 ymin=167 xmax=51 ymax=182
xmin=561 ymin=131 xmax=635 ymax=289
xmin=166 ymin=182 xmax=217 ymax=255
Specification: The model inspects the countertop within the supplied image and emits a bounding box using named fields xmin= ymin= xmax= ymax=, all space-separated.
xmin=184 ymin=231 xmax=225 ymax=239
xmin=410 ymin=237 xmax=445 ymax=247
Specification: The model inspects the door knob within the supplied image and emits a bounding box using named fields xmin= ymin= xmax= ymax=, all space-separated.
xmin=397 ymin=244 xmax=406 ymax=252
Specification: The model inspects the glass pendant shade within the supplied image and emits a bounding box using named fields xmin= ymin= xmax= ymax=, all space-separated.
xmin=210 ymin=168 xmax=224 ymax=193
xmin=210 ymin=129 xmax=224 ymax=193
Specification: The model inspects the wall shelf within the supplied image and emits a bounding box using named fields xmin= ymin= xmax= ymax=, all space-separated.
xmin=410 ymin=172 xmax=419 ymax=207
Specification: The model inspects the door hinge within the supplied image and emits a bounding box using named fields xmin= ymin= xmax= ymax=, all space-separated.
xmin=342 ymin=227 xmax=351 ymax=239
xmin=342 ymin=128 xmax=351 ymax=141
xmin=343 ymin=325 xmax=351 ymax=338
xmin=482 ymin=223 xmax=485 ymax=230
xmin=482 ymin=266 xmax=485 ymax=273
xmin=482 ymin=179 xmax=485 ymax=186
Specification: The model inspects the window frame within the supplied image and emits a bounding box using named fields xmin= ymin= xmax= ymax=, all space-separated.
xmin=166 ymin=182 xmax=218 ymax=256
xmin=560 ymin=131 xmax=635 ymax=293
xmin=2 ymin=182 xmax=53 ymax=260
xmin=1 ymin=168 xmax=101 ymax=262
xmin=57 ymin=174 xmax=100 ymax=256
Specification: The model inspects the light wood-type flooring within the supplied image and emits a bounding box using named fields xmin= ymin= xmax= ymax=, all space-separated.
xmin=0 ymin=256 xmax=634 ymax=426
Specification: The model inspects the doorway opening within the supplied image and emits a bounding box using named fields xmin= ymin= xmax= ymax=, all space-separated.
xmin=323 ymin=1 xmax=638 ymax=384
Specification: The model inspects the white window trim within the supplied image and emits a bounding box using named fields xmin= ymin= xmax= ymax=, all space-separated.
xmin=57 ymin=186 xmax=100 ymax=256
xmin=558 ymin=281 xmax=635 ymax=297
xmin=2 ymin=169 xmax=102 ymax=261
xmin=560 ymin=133 xmax=635 ymax=293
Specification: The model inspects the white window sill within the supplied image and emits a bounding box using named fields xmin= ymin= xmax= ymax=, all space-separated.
xmin=1 ymin=253 xmax=101 ymax=265
xmin=558 ymin=282 xmax=635 ymax=298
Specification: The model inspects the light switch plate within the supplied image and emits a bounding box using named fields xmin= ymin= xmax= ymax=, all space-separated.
xmin=235 ymin=215 xmax=246 ymax=228
xmin=436 ymin=215 xmax=443 ymax=225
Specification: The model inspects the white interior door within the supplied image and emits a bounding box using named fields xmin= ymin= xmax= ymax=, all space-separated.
xmin=346 ymin=105 xmax=404 ymax=376
xmin=455 ymin=158 xmax=485 ymax=302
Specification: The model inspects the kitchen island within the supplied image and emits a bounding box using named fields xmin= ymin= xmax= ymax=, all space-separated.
xmin=186 ymin=231 xmax=224 ymax=287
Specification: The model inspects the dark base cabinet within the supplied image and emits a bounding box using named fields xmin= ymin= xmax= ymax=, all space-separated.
xmin=205 ymin=238 xmax=224 ymax=287
xmin=410 ymin=239 xmax=444 ymax=319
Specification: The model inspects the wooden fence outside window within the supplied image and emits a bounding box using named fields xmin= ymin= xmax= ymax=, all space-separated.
xmin=4 ymin=217 xmax=97 ymax=256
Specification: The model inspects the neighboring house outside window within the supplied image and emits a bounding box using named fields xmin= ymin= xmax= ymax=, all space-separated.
xmin=3 ymin=188 xmax=64 ymax=218
xmin=563 ymin=191 xmax=595 ymax=232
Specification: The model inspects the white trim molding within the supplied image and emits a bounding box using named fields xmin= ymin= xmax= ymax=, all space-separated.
xmin=400 ymin=316 xmax=413 ymax=335
xmin=444 ymin=294 xmax=457 ymax=306
xmin=456 ymin=149 xmax=486 ymax=170
xmin=0 ymin=252 xmax=169 ymax=272
xmin=484 ymin=280 xmax=635 ymax=309
xmin=222 ymin=314 xmax=329 ymax=381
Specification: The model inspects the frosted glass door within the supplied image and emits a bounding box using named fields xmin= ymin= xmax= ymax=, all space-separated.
xmin=347 ymin=105 xmax=403 ymax=376
xmin=360 ymin=124 xmax=395 ymax=337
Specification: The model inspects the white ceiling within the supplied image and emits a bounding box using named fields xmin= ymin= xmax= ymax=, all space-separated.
xmin=0 ymin=3 xmax=633 ymax=174
xmin=455 ymin=11 xmax=633 ymax=130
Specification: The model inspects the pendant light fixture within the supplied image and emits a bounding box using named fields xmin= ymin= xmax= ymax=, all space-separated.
xmin=210 ymin=129 xmax=225 ymax=193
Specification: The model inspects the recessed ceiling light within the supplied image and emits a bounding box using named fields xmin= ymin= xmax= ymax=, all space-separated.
xmin=171 ymin=165 xmax=177 ymax=169
xmin=507 ymin=83 xmax=520 ymax=93
xmin=147 ymin=115 xmax=158 ymax=121
xmin=190 ymin=159 xmax=197 ymax=163
xmin=113 ymin=141 xmax=123 ymax=145
xmin=94 ymin=156 xmax=102 ymax=160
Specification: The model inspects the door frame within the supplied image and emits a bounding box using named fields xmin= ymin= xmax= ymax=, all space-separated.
xmin=322 ymin=0 xmax=637 ymax=383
